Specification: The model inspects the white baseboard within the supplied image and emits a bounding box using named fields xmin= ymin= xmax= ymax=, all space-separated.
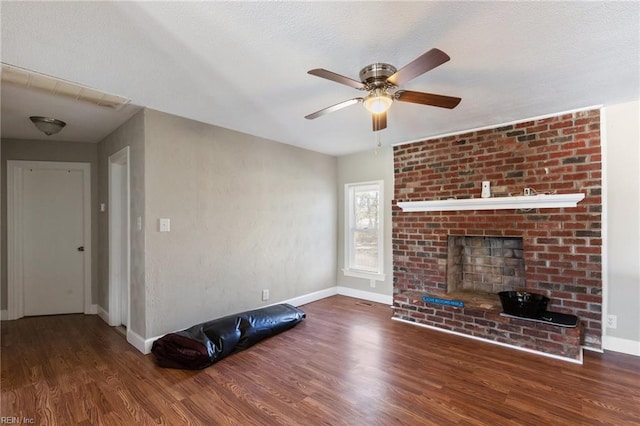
xmin=603 ymin=335 xmax=640 ymax=356
xmin=127 ymin=329 xmax=148 ymax=354
xmin=392 ymin=317 xmax=584 ymax=365
xmin=337 ymin=286 xmax=393 ymax=305
xmin=3 ymin=306 xmax=99 ymax=320
xmin=281 ymin=286 xmax=338 ymax=307
xmin=97 ymin=306 xmax=110 ymax=324
xmin=96 ymin=304 xmax=151 ymax=354
xmin=583 ymin=345 xmax=605 ymax=354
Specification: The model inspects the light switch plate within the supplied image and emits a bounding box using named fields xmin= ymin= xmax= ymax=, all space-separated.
xmin=159 ymin=218 xmax=171 ymax=232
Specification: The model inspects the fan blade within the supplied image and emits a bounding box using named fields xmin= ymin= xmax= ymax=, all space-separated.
xmin=308 ymin=69 xmax=366 ymax=90
xmin=372 ymin=111 xmax=387 ymax=131
xmin=395 ymin=90 xmax=461 ymax=109
xmin=386 ymin=48 xmax=450 ymax=86
xmin=305 ymin=98 xmax=363 ymax=120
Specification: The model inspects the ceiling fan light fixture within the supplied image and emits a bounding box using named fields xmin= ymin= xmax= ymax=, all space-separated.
xmin=29 ymin=116 xmax=66 ymax=136
xmin=363 ymin=89 xmax=393 ymax=114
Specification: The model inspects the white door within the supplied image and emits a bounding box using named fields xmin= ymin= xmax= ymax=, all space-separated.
xmin=8 ymin=161 xmax=91 ymax=319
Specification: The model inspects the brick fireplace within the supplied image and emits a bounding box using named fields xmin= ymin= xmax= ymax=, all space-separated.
xmin=392 ymin=109 xmax=602 ymax=360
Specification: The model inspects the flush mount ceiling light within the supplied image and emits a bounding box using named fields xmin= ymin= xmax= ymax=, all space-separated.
xmin=29 ymin=116 xmax=67 ymax=136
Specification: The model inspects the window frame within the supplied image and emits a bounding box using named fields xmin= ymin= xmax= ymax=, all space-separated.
xmin=343 ymin=180 xmax=386 ymax=281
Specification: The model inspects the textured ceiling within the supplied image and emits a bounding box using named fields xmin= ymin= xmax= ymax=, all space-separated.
xmin=1 ymin=1 xmax=638 ymax=156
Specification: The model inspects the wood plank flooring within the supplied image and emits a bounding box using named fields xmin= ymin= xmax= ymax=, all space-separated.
xmin=2 ymin=295 xmax=639 ymax=425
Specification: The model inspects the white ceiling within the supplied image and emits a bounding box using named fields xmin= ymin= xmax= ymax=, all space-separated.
xmin=1 ymin=1 xmax=638 ymax=156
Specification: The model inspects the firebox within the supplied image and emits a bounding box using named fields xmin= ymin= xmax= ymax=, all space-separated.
xmin=446 ymin=236 xmax=525 ymax=296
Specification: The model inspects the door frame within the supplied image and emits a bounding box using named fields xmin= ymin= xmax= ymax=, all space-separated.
xmin=7 ymin=160 xmax=92 ymax=320
xmin=108 ymin=147 xmax=130 ymax=327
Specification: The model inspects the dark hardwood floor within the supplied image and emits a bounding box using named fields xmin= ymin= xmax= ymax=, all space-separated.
xmin=2 ymin=295 xmax=639 ymax=425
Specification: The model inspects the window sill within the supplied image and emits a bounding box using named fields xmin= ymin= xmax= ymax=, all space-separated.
xmin=342 ymin=269 xmax=386 ymax=281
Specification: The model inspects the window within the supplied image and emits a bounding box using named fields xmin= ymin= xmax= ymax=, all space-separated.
xmin=344 ymin=181 xmax=385 ymax=280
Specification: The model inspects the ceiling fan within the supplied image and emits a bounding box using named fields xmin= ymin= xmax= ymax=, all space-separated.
xmin=305 ymin=48 xmax=461 ymax=132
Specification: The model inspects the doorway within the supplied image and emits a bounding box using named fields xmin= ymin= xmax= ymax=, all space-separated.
xmin=7 ymin=161 xmax=92 ymax=319
xmin=108 ymin=147 xmax=130 ymax=327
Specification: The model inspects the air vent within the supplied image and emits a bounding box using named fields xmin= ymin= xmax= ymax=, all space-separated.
xmin=1 ymin=63 xmax=131 ymax=110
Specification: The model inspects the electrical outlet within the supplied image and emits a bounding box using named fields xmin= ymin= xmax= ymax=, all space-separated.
xmin=262 ymin=289 xmax=270 ymax=301
xmin=607 ymin=314 xmax=617 ymax=329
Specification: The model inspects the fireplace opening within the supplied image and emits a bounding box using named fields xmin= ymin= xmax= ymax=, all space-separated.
xmin=446 ymin=236 xmax=525 ymax=301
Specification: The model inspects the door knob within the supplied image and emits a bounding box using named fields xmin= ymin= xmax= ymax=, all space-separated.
xmin=77 ymin=246 xmax=85 ymax=252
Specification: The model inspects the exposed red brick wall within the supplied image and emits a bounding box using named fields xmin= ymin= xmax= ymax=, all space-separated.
xmin=392 ymin=109 xmax=602 ymax=351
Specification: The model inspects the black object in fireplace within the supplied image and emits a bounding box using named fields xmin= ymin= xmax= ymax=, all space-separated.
xmin=498 ymin=291 xmax=549 ymax=319
xmin=498 ymin=291 xmax=579 ymax=327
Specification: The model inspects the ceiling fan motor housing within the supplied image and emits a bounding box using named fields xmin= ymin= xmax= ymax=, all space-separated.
xmin=359 ymin=63 xmax=397 ymax=89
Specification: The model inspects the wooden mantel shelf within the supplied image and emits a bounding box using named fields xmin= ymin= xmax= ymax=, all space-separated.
xmin=397 ymin=193 xmax=586 ymax=212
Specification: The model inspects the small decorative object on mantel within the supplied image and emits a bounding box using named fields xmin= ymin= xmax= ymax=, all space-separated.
xmin=481 ymin=181 xmax=491 ymax=198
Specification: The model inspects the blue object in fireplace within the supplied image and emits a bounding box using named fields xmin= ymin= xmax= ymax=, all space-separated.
xmin=422 ymin=296 xmax=464 ymax=308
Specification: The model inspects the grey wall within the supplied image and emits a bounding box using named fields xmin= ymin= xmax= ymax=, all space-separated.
xmin=336 ymin=146 xmax=394 ymax=298
xmin=604 ymin=100 xmax=640 ymax=347
xmin=97 ymin=110 xmax=146 ymax=337
xmin=1 ymin=139 xmax=99 ymax=309
xmin=143 ymin=109 xmax=337 ymax=337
